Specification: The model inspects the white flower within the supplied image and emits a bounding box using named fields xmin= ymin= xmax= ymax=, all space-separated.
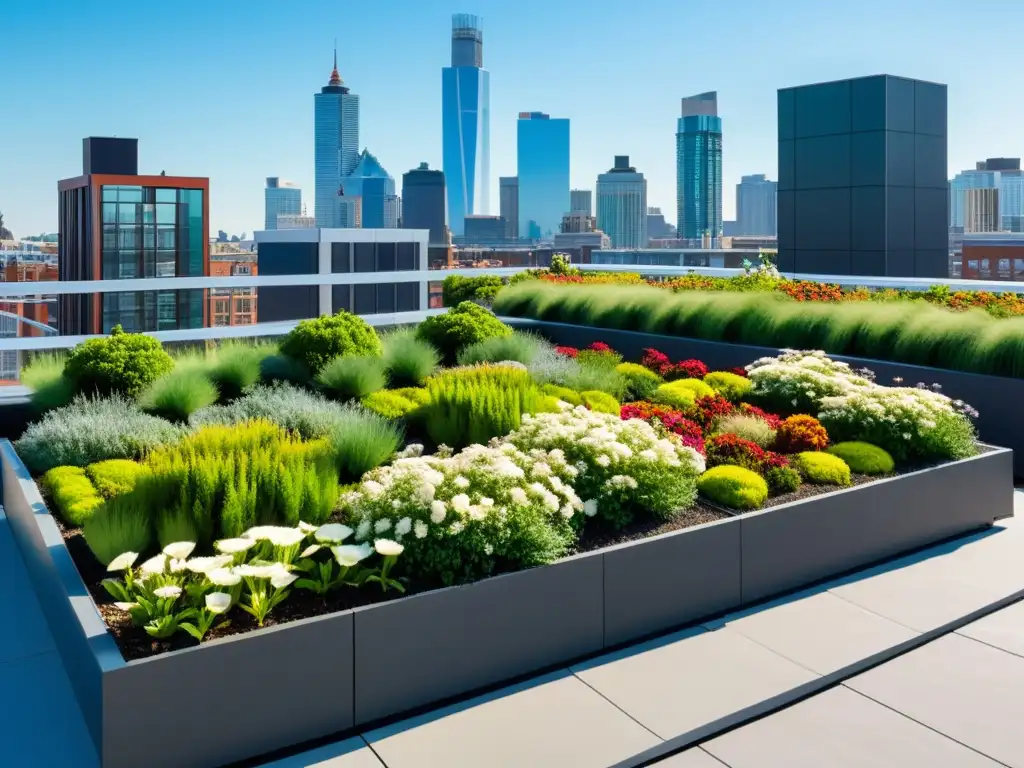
xmin=374 ymin=518 xmax=392 ymax=534
xmin=271 ymin=571 xmax=298 ymax=589
xmin=113 ymin=601 xmax=138 ymax=612
xmin=451 ymin=493 xmax=471 ymax=513
xmin=205 ymin=592 xmax=232 ymax=614
xmin=392 ymin=499 xmax=401 ymax=509
xmin=484 ymin=543 xmax=494 ymax=556
xmin=332 ymin=543 xmax=373 ymax=567
xmin=297 ymin=521 xmax=318 ymax=534
xmin=107 ymin=552 xmax=138 ymax=572
xmin=244 ymin=526 xmax=306 ymax=547
xmin=234 ymin=563 xmax=289 ymax=580
xmin=300 ymin=544 xmax=322 ymax=558
xmin=479 ymin=497 xmax=494 ymax=508
xmin=450 ymin=521 xmax=465 ymax=535
xmin=414 ymin=520 xmax=429 ymax=539
xmin=153 ymin=585 xmax=182 ymax=599
xmin=315 ymin=523 xmax=354 ymax=543
xmin=596 ymin=455 xmax=611 ymax=467
xmin=395 ymin=517 xmax=413 ymax=536
xmin=375 ymin=539 xmax=404 ymax=557
xmin=508 ymin=487 xmax=528 ymax=506
xmin=139 ymin=554 xmax=167 ymax=577
xmin=584 ymin=499 xmax=598 ymax=517
xmin=186 ymin=555 xmax=234 ymax=574
xmin=430 ymin=500 xmax=447 ymax=523
xmin=560 ymin=504 xmax=574 ymax=518
xmin=356 ymin=518 xmax=373 ymax=540
xmin=207 ymin=568 xmax=242 ymax=587
xmin=215 ymin=538 xmax=255 ymax=555
xmin=361 ymin=480 xmax=385 ymax=497
xmin=453 ymin=475 xmax=470 ymax=489
xmin=162 ymin=541 xmax=196 ymax=560
xmin=169 ymin=558 xmax=188 ymax=573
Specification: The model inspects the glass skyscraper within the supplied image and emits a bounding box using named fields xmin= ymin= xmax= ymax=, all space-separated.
xmin=442 ymin=14 xmax=490 ymax=236
xmin=516 ymin=113 xmax=570 ymax=240
xmin=596 ymin=156 xmax=648 ymax=249
xmin=342 ymin=150 xmax=397 ymax=229
xmin=264 ymin=178 xmax=301 ymax=230
xmin=736 ymin=174 xmax=777 ymax=236
xmin=676 ymin=92 xmax=723 ymax=244
xmin=314 ymin=51 xmax=359 ymax=228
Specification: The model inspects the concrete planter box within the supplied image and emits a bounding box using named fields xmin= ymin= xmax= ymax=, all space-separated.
xmin=504 ymin=318 xmax=1024 ymax=477
xmin=1 ymin=439 xmax=1012 ymax=768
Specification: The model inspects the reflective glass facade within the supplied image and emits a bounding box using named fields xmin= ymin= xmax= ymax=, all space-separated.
xmin=517 ymin=113 xmax=570 ymax=240
xmin=442 ymin=66 xmax=490 ymax=235
xmin=314 ymin=86 xmax=359 ymax=228
xmin=676 ymin=114 xmax=723 ymax=241
xmin=778 ymin=75 xmax=948 ymax=277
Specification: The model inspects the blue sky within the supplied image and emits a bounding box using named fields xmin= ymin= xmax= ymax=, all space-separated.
xmin=2 ymin=0 xmax=1022 ymax=237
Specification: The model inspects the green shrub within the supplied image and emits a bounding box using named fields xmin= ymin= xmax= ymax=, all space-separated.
xmin=192 ymin=383 xmax=351 ymax=441
xmin=86 ymin=459 xmax=148 ymax=499
xmin=416 ymin=302 xmax=512 ymax=362
xmin=64 ymin=325 xmax=174 ymax=397
xmin=442 ymin=274 xmax=507 ymax=306
xmin=16 ymin=395 xmax=183 ymax=474
xmin=652 ymin=380 xmax=700 ymax=409
xmin=381 ymin=329 xmax=440 ymax=388
xmin=22 ymin=353 xmax=75 ymax=413
xmin=41 ymin=466 xmax=104 ymax=526
xmin=765 ymin=465 xmax=802 ymax=495
xmin=326 ymin=405 xmax=404 ymax=481
xmin=793 ymin=451 xmax=851 ymax=485
xmin=139 ymin=368 xmax=218 ymax=422
xmin=697 ymin=465 xmax=768 ymax=510
xmin=207 ymin=343 xmax=267 ymax=400
xmin=391 ymin=386 xmax=430 ymax=405
xmin=541 ymin=383 xmax=584 ymax=406
xmin=704 ymin=371 xmax=752 ymax=402
xmin=279 ymin=311 xmax=382 ymax=375
xmin=361 ymin=389 xmax=426 ymax=420
xmin=712 ymin=412 xmax=777 ymax=448
xmin=826 ymin=442 xmax=895 ymax=475
xmin=616 ymin=362 xmax=662 ymax=401
xmin=317 ymin=355 xmax=387 ymax=400
xmin=83 ymin=497 xmax=154 ymax=566
xmin=423 ymin=365 xmax=544 ymax=449
xmin=457 ymin=331 xmax=548 ymax=366
xmin=259 ymin=353 xmax=312 ymax=386
xmin=581 ymin=390 xmax=620 ymax=414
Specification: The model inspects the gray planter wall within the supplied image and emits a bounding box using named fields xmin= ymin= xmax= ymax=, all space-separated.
xmin=505 ymin=318 xmax=1024 ymax=477
xmin=1 ymin=440 xmax=1012 ymax=768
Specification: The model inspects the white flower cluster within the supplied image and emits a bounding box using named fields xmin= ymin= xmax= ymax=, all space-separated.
xmin=746 ymin=349 xmax=873 ymax=408
xmin=818 ymin=385 xmax=960 ymax=441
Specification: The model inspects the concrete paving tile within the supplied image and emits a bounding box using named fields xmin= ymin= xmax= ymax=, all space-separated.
xmin=364 ymin=670 xmax=659 ymax=768
xmin=258 ymin=737 xmax=384 ymax=768
xmin=957 ymin=600 xmax=1024 ymax=658
xmin=0 ymin=652 xmax=96 ymax=768
xmin=702 ymin=685 xmax=1000 ymax=768
xmin=846 ymin=633 xmax=1024 ymax=767
xmin=706 ymin=591 xmax=918 ymax=676
xmin=571 ymin=627 xmax=819 ymax=740
xmin=652 ymin=747 xmax=729 ymax=766
xmin=0 ymin=516 xmax=56 ymax=663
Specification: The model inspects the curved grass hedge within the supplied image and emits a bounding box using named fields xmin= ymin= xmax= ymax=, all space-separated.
xmin=492 ymin=282 xmax=1024 ymax=378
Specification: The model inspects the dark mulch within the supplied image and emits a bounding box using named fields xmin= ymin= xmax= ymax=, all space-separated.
xmin=573 ymin=502 xmax=730 ymax=553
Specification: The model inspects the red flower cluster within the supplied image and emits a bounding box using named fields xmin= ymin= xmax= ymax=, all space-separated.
xmin=588 ymin=341 xmax=614 ymax=353
xmin=621 ymin=402 xmax=705 ymax=454
xmin=640 ymin=348 xmax=673 ymax=376
xmin=640 ymin=348 xmax=709 ymax=380
xmin=774 ymin=415 xmax=829 ymax=452
xmin=554 ymin=346 xmax=579 ymax=358
xmin=728 ymin=367 xmax=748 ymax=378
xmin=705 ymin=433 xmax=789 ymax=473
xmin=690 ymin=394 xmax=735 ymax=429
xmin=675 ymin=359 xmax=709 ymax=380
xmin=739 ymin=403 xmax=782 ymax=429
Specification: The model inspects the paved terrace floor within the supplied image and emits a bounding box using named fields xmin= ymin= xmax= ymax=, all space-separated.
xmin=3 ymin=496 xmax=1024 ymax=768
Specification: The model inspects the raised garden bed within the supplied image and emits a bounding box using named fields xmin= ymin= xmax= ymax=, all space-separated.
xmin=3 ymin=438 xmax=1012 ymax=768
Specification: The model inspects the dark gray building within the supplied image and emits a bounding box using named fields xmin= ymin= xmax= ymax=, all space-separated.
xmin=463 ymin=214 xmax=507 ymax=244
xmin=401 ymin=163 xmax=446 ymax=244
xmin=777 ymin=75 xmax=948 ymax=277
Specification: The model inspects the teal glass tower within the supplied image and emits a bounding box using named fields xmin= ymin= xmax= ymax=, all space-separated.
xmin=442 ymin=14 xmax=490 ymax=236
xmin=314 ymin=48 xmax=360 ymax=228
xmin=676 ymin=92 xmax=723 ymax=244
xmin=517 ymin=112 xmax=570 ymax=239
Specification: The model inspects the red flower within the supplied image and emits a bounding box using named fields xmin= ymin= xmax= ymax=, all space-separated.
xmin=690 ymin=394 xmax=735 ymax=429
xmin=674 ymin=359 xmax=708 ymax=380
xmin=554 ymin=346 xmax=579 ymax=358
xmin=739 ymin=403 xmax=782 ymax=429
xmin=774 ymin=415 xmax=829 ymax=453
xmin=727 ymin=367 xmax=748 ymax=378
xmin=621 ymin=402 xmax=703 ymax=445
xmin=641 ymin=348 xmax=673 ymax=376
xmin=588 ymin=341 xmax=614 ymax=353
xmin=705 ymin=433 xmax=789 ymax=473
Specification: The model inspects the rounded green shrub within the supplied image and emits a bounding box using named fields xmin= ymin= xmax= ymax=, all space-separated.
xmin=794 ymin=451 xmax=851 ymax=486
xmin=651 ymin=380 xmax=699 ymax=409
xmin=826 ymin=441 xmax=895 ymax=475
xmin=86 ymin=459 xmax=149 ymax=499
xmin=616 ymin=362 xmax=663 ymax=401
xmin=704 ymin=371 xmax=752 ymax=402
xmin=64 ymin=325 xmax=174 ymax=398
xmin=362 ymin=389 xmax=425 ymax=420
xmin=317 ymin=355 xmax=388 ymax=400
xmin=765 ymin=464 xmax=802 ymax=495
xmin=381 ymin=329 xmax=440 ymax=388
xmin=541 ymin=383 xmax=583 ymax=406
xmin=697 ymin=465 xmax=769 ymax=510
xmin=41 ymin=466 xmax=104 ymax=526
xmin=581 ymin=390 xmax=620 ymax=414
xmin=416 ymin=302 xmax=512 ymax=362
xmin=279 ymin=311 xmax=382 ymax=375
xmin=139 ymin=368 xmax=219 ymax=422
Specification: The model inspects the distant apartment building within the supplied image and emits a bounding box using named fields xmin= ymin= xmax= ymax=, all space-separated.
xmin=517 ymin=112 xmax=570 ymax=239
xmin=264 ymin=178 xmax=301 ymax=230
xmin=334 ymin=197 xmax=362 ymax=228
xmin=209 ymin=255 xmax=257 ymax=326
xmin=499 ymin=176 xmax=519 ymax=239
xmin=401 ymin=163 xmax=446 ymax=244
xmin=570 ymin=189 xmax=592 ymax=216
xmin=646 ymin=207 xmax=673 ymax=240
xmin=736 ymin=174 xmax=777 ymax=235
xmin=58 ymin=137 xmax=208 ymax=335
xmin=964 ymin=188 xmax=1000 ymax=233
xmin=961 ymin=233 xmax=1024 ymax=280
xmin=596 ymin=156 xmax=647 ymax=249
xmin=560 ymin=212 xmax=597 ymax=234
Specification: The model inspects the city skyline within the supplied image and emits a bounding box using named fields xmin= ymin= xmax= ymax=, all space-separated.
xmin=3 ymin=0 xmax=1023 ymax=237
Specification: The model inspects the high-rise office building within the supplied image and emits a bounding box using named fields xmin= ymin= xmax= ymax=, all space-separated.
xmin=596 ymin=156 xmax=648 ymax=249
xmin=442 ymin=14 xmax=490 ymax=235
xmin=736 ymin=174 xmax=777 ymax=235
xmin=570 ymin=189 xmax=592 ymax=216
xmin=949 ymin=169 xmax=999 ymax=229
xmin=646 ymin=207 xmax=673 ymax=240
xmin=499 ymin=176 xmax=519 ymax=239
xmin=58 ymin=137 xmax=207 ymax=335
xmin=777 ymin=75 xmax=948 ymax=277
xmin=264 ymin=178 xmax=301 ymax=231
xmin=517 ymin=112 xmax=570 ymax=240
xmin=343 ymin=150 xmax=396 ymax=229
xmin=676 ymin=92 xmax=723 ymax=244
xmin=314 ymin=50 xmax=359 ymax=228
xmin=402 ymin=163 xmax=447 ymax=244
xmin=964 ymin=188 xmax=1000 ymax=233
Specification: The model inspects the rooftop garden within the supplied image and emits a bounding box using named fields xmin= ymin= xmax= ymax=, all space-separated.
xmin=15 ymin=304 xmax=982 ymax=660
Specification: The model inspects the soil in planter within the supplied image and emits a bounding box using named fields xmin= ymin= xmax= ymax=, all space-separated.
xmin=573 ymin=502 xmax=730 ymax=554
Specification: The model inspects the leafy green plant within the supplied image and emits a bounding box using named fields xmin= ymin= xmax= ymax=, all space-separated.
xmin=615 ymin=363 xmax=663 ymax=401
xmin=41 ymin=466 xmax=104 ymax=525
xmin=317 ymin=355 xmax=388 ymax=400
xmin=83 ymin=496 xmax=154 ymax=566
xmin=703 ymin=371 xmax=752 ymax=402
xmin=139 ymin=368 xmax=219 ymax=422
xmin=16 ymin=395 xmax=183 ymax=474
xmin=279 ymin=311 xmax=382 ymax=375
xmin=64 ymin=325 xmax=174 ymax=397
xmin=207 ymin=343 xmax=267 ymax=400
xmin=86 ymin=459 xmax=149 ymax=499
xmin=416 ymin=302 xmax=512 ymax=362
xmin=441 ymin=274 xmax=507 ymax=306
xmin=793 ymin=452 xmax=851 ymax=486
xmin=581 ymin=390 xmax=620 ymax=414
xmin=361 ymin=389 xmax=427 ymax=420
xmin=712 ymin=412 xmax=777 ymax=449
xmin=457 ymin=331 xmax=548 ymax=366
xmin=381 ymin=329 xmax=440 ymax=388
xmin=327 ymin=405 xmax=404 ymax=481
xmin=826 ymin=442 xmax=895 ymax=475
xmin=764 ymin=465 xmax=802 ymax=495
xmin=22 ymin=353 xmax=75 ymax=413
xmin=697 ymin=465 xmax=768 ymax=510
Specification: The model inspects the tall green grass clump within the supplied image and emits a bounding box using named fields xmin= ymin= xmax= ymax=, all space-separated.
xmin=381 ymin=329 xmax=440 ymax=388
xmin=22 ymin=352 xmax=75 ymax=413
xmin=83 ymin=496 xmax=155 ymax=566
xmin=139 ymin=368 xmax=219 ymax=422
xmin=280 ymin=311 xmax=382 ymax=375
xmin=422 ymin=365 xmax=547 ymax=449
xmin=206 ymin=342 xmax=269 ymax=400
xmin=456 ymin=331 xmax=549 ymax=366
xmin=327 ymin=405 xmax=404 ymax=482
xmin=317 ymin=355 xmax=388 ymax=400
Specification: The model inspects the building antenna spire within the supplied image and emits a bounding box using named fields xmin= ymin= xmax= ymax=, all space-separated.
xmin=328 ymin=39 xmax=343 ymax=86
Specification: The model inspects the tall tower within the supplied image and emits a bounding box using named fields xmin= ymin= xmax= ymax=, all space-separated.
xmin=442 ymin=14 xmax=491 ymax=236
xmin=314 ymin=47 xmax=360 ymax=228
xmin=596 ymin=156 xmax=648 ymax=249
xmin=517 ymin=112 xmax=570 ymax=240
xmin=676 ymin=91 xmax=722 ymax=245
